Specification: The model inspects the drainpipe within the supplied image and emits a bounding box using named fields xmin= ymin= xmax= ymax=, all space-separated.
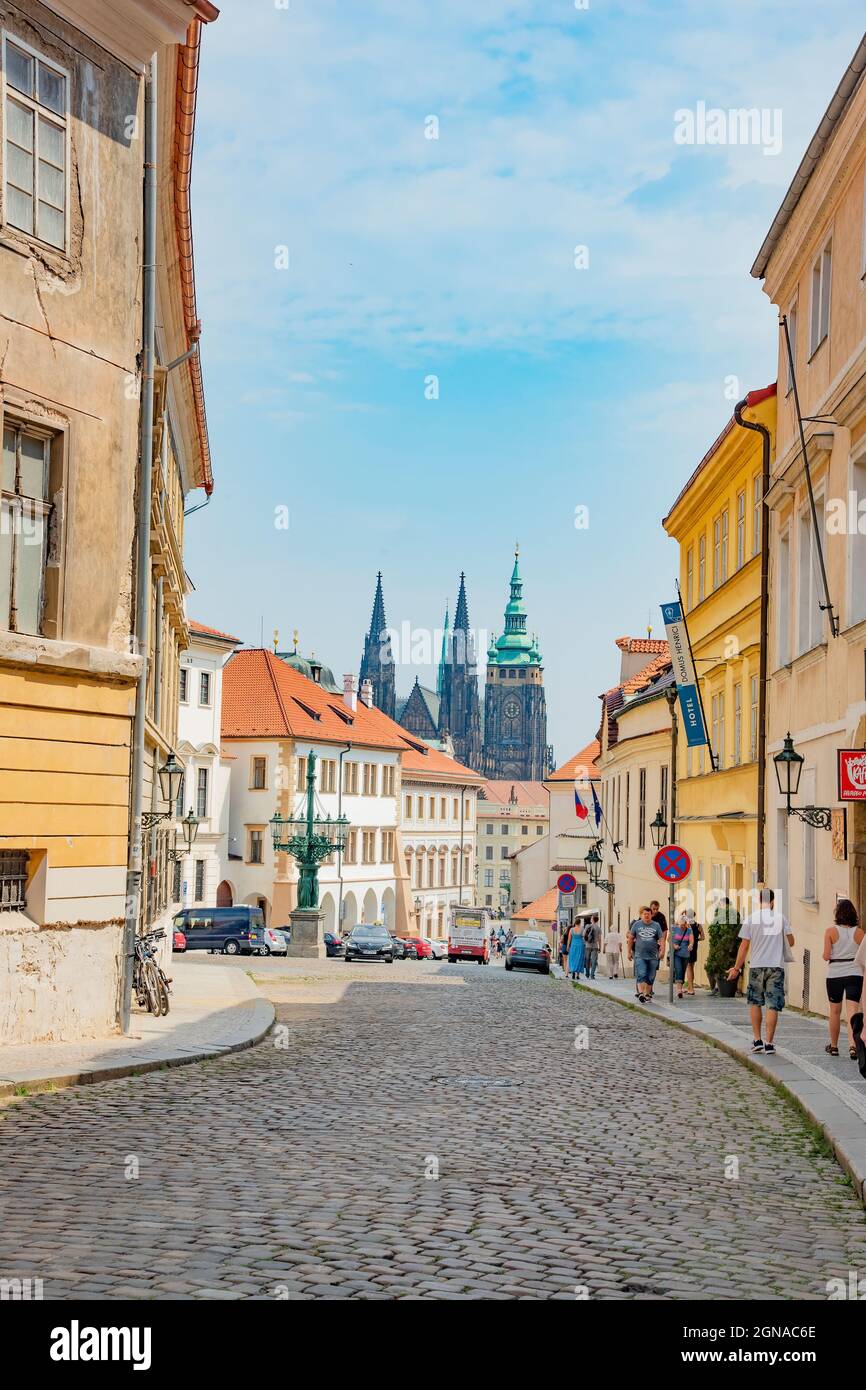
xmin=337 ymin=743 xmax=351 ymax=930
xmin=734 ymin=390 xmax=772 ymax=887
xmin=148 ymin=575 xmax=164 ymax=922
xmin=121 ymin=55 xmax=158 ymax=1033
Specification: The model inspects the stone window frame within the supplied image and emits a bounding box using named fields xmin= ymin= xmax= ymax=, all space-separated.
xmin=0 ymin=403 xmax=66 ymax=640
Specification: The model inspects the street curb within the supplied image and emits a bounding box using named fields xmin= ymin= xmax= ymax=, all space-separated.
xmin=0 ymin=1002 xmax=276 ymax=1100
xmin=567 ymin=977 xmax=866 ymax=1211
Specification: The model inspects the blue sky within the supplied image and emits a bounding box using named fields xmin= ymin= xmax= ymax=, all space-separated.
xmin=185 ymin=0 xmax=865 ymax=762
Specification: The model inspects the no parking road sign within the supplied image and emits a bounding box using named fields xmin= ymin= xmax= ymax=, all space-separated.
xmin=557 ymin=873 xmax=577 ymax=894
xmin=653 ymin=844 xmax=691 ymax=883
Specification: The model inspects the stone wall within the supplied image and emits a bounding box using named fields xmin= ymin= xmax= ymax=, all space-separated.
xmin=0 ymin=919 xmax=123 ymax=1044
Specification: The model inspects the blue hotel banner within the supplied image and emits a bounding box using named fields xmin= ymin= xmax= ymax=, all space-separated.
xmin=660 ymin=600 xmax=709 ymax=749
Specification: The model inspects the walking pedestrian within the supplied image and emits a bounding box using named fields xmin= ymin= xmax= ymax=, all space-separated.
xmin=823 ymin=898 xmax=864 ymax=1059
xmin=684 ymin=909 xmax=704 ymax=995
xmin=567 ymin=918 xmax=586 ymax=981
xmin=726 ymin=888 xmax=794 ymax=1054
xmin=650 ymin=899 xmax=668 ymax=934
xmin=628 ymin=906 xmax=666 ymax=1003
xmin=604 ymin=924 xmax=623 ymax=978
xmin=672 ymin=911 xmax=694 ymax=1000
xmin=583 ymin=914 xmax=601 ymax=979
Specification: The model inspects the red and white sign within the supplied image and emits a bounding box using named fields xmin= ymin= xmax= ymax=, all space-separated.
xmin=838 ymin=749 xmax=866 ymax=801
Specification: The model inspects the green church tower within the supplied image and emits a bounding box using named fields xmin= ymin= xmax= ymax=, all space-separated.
xmin=482 ymin=546 xmax=550 ymax=779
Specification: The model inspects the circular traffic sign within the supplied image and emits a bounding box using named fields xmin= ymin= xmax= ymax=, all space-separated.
xmin=557 ymin=872 xmax=577 ymax=894
xmin=653 ymin=844 xmax=691 ymax=883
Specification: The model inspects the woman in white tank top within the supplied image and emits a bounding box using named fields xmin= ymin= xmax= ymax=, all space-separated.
xmin=823 ymin=898 xmax=864 ymax=1058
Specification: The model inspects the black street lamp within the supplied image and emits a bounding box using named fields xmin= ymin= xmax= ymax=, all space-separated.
xmin=650 ymin=808 xmax=667 ymax=850
xmin=773 ymin=731 xmax=832 ymax=829
xmin=584 ymin=841 xmax=602 ymax=885
xmin=143 ymin=751 xmax=185 ymax=829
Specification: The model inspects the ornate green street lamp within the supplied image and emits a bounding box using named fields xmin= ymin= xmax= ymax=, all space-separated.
xmin=269 ymin=750 xmax=350 ymax=909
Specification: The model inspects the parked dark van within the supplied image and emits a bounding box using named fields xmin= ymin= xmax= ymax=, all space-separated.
xmin=172 ymin=906 xmax=266 ymax=956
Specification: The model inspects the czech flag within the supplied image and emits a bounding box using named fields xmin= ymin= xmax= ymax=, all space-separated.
xmin=574 ymin=782 xmax=589 ymax=820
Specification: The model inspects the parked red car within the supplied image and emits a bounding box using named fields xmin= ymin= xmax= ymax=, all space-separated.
xmin=172 ymin=928 xmax=187 ymax=952
xmin=403 ymin=937 xmax=432 ymax=959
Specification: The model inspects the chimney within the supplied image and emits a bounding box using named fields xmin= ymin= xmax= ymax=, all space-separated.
xmin=343 ymin=673 xmax=358 ymax=712
xmin=359 ymin=677 xmax=374 ymax=708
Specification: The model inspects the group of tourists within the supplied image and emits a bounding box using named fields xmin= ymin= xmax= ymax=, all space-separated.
xmin=558 ymin=888 xmax=866 ymax=1062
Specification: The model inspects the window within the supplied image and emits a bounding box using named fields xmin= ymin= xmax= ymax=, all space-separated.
xmin=711 ymin=692 xmax=725 ymax=770
xmin=713 ymin=512 xmax=728 ymax=587
xmin=660 ymin=765 xmax=669 ymax=824
xmin=500 ymin=846 xmax=509 ymax=860
xmin=3 ymin=36 xmax=68 ymax=249
xmin=428 ymin=796 xmax=435 ymax=818
xmin=736 ymin=491 xmax=745 ymax=570
xmin=344 ymin=829 xmax=358 ymax=865
xmin=0 ymin=848 xmax=28 ymax=910
xmin=438 ymin=856 xmax=446 ymax=887
xmin=752 ymin=475 xmax=761 ymax=558
xmin=485 ymin=845 xmax=493 ymax=860
xmin=196 ymin=767 xmax=208 ymax=818
xmin=248 ymin=829 xmax=263 ymax=864
xmin=802 ymin=769 xmax=816 ymax=901
xmin=199 ymin=671 xmax=211 ymax=706
xmin=404 ymin=794 xmax=412 ymax=820
xmin=179 ymin=668 xmax=189 ymax=702
xmin=809 ymin=239 xmax=832 ymax=355
xmin=686 ymin=547 xmax=693 ymax=611
xmin=415 ymin=856 xmax=423 ymax=887
xmin=624 ymin=772 xmax=630 ymax=847
xmin=777 ymin=528 xmax=791 ymax=666
xmin=343 ymin=761 xmax=359 ymax=795
xmin=362 ymin=830 xmax=376 ymax=864
xmin=486 ymin=823 xmax=493 ymax=834
xmin=194 ymin=859 xmax=205 ymax=903
xmin=440 ymin=797 xmax=446 ymax=819
xmin=0 ymin=422 xmax=53 ymax=635
xmin=733 ymin=683 xmax=742 ymax=765
xmin=172 ymin=858 xmax=182 ymax=902
xmin=427 ymin=855 xmax=435 ymax=887
xmin=698 ymin=534 xmax=706 ymax=602
xmin=416 ymin=795 xmax=424 ymax=819
xmin=501 ymin=823 xmax=508 ymax=835
xmin=381 ymin=830 xmax=394 ymax=862
xmin=381 ymin=765 xmax=395 ymax=797
xmin=638 ymin=768 xmax=646 ymax=849
xmin=750 ymin=675 xmax=759 ymax=762
xmin=849 ymin=451 xmax=866 ymax=625
xmin=536 ymin=824 xmax=543 ymax=834
xmin=785 ymin=301 xmax=797 ymax=394
xmin=251 ymin=756 xmax=267 ymax=790
xmin=297 ymin=755 xmax=307 ymax=792
xmin=320 ymin=759 xmax=337 ymax=794
xmin=464 ymin=798 xmax=471 ymax=822
xmin=453 ymin=798 xmax=459 ymax=818
xmin=797 ymin=502 xmax=825 ymax=655
xmin=484 ymin=870 xmax=493 ymax=888
xmin=363 ymin=763 xmax=378 ymax=796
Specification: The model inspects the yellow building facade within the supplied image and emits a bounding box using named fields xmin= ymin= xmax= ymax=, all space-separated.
xmin=663 ymin=388 xmax=776 ymax=933
xmin=0 ymin=2 xmax=216 ymax=1044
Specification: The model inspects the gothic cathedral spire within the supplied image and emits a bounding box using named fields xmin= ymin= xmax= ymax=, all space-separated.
xmin=359 ymin=572 xmax=396 ymax=718
xmin=437 ymin=572 xmax=483 ymax=770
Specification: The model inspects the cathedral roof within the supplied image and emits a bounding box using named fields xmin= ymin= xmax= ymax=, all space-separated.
xmin=396 ymin=682 xmax=440 ymax=727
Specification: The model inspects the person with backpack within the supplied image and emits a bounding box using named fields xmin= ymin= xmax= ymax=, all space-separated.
xmin=824 ymin=898 xmax=864 ymax=1058
xmin=583 ymin=914 xmax=601 ymax=979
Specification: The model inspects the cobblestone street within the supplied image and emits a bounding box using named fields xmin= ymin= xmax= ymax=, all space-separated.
xmin=2 ymin=960 xmax=865 ymax=1300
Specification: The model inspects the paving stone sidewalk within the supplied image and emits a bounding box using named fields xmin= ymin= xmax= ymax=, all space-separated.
xmin=0 ymin=959 xmax=274 ymax=1095
xmin=574 ymin=969 xmax=866 ymax=1202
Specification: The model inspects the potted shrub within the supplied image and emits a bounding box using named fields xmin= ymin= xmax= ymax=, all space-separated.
xmin=705 ymin=899 xmax=742 ymax=997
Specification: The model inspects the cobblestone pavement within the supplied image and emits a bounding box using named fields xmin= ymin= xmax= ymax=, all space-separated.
xmin=1 ymin=959 xmax=865 ymax=1300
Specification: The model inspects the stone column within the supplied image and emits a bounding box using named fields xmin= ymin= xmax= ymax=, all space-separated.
xmin=287 ymin=907 xmax=326 ymax=959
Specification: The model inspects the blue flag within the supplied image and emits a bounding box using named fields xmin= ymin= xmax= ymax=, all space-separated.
xmin=591 ymin=783 xmax=603 ymax=829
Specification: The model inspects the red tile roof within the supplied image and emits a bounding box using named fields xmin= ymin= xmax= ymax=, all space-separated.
xmin=621 ymin=652 xmax=671 ymax=695
xmin=514 ymin=888 xmax=559 ymax=922
xmin=222 ymin=648 xmax=408 ymax=749
xmin=615 ymin=637 xmax=669 ymax=655
xmin=479 ymin=780 xmax=548 ymax=807
xmin=547 ymin=739 xmax=601 ymax=782
xmin=189 ymin=619 xmax=241 ymax=644
xmin=399 ymin=743 xmax=484 ymax=783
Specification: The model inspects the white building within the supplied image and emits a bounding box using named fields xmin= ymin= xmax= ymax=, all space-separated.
xmin=400 ymin=745 xmax=482 ymax=940
xmin=221 ymin=650 xmax=415 ymax=933
xmin=174 ymin=620 xmax=240 ymax=910
xmin=510 ymin=741 xmax=600 ymax=912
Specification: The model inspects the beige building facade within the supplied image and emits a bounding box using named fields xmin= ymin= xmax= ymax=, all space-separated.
xmin=752 ymin=35 xmax=866 ymax=1015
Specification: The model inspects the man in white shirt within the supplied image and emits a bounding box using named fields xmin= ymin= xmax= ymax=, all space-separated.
xmin=726 ymin=888 xmax=794 ymax=1055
